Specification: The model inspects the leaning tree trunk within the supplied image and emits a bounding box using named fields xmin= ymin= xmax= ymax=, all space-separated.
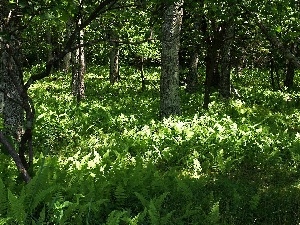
xmin=72 ymin=17 xmax=85 ymax=102
xmin=160 ymin=1 xmax=184 ymax=118
xmin=219 ymin=24 xmax=233 ymax=98
xmin=0 ymin=3 xmax=33 ymax=183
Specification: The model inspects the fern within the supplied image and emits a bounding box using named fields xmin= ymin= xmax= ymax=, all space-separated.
xmin=105 ymin=210 xmax=127 ymax=225
xmin=0 ymin=218 xmax=13 ymax=225
xmin=7 ymin=189 xmax=26 ymax=224
xmin=30 ymin=185 xmax=58 ymax=213
xmin=208 ymin=202 xmax=220 ymax=225
xmin=148 ymin=192 xmax=170 ymax=225
xmin=0 ymin=178 xmax=7 ymax=217
xmin=135 ymin=192 xmax=172 ymax=225
xmin=115 ymin=184 xmax=127 ymax=208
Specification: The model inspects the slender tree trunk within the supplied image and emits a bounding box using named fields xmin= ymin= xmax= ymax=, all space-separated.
xmin=186 ymin=51 xmax=199 ymax=93
xmin=140 ymin=56 xmax=146 ymax=91
xmin=270 ymin=57 xmax=276 ymax=90
xmin=160 ymin=1 xmax=184 ymax=118
xmin=109 ymin=38 xmax=120 ymax=85
xmin=72 ymin=17 xmax=85 ymax=102
xmin=219 ymin=25 xmax=233 ymax=98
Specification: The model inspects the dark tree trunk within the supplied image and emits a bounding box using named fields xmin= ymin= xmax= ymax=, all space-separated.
xmin=270 ymin=58 xmax=276 ymax=90
xmin=219 ymin=25 xmax=233 ymax=98
xmin=140 ymin=56 xmax=146 ymax=91
xmin=284 ymin=44 xmax=297 ymax=89
xmin=203 ymin=36 xmax=220 ymax=109
xmin=269 ymin=52 xmax=281 ymax=91
xmin=186 ymin=51 xmax=199 ymax=93
xmin=284 ymin=61 xmax=295 ymax=89
xmin=160 ymin=1 xmax=184 ymax=118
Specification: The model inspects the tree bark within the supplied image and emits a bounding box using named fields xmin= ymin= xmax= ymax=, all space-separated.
xmin=109 ymin=37 xmax=120 ymax=85
xmin=186 ymin=51 xmax=199 ymax=93
xmin=284 ymin=44 xmax=298 ymax=89
xmin=160 ymin=1 xmax=184 ymax=118
xmin=0 ymin=2 xmax=33 ymax=182
xmin=219 ymin=25 xmax=233 ymax=98
xmin=203 ymin=30 xmax=220 ymax=109
xmin=284 ymin=60 xmax=295 ymax=89
xmin=72 ymin=16 xmax=85 ymax=102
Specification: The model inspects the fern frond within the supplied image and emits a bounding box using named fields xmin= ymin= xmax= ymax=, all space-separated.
xmin=148 ymin=200 xmax=160 ymax=225
xmin=105 ymin=210 xmax=127 ymax=225
xmin=134 ymin=192 xmax=149 ymax=208
xmin=0 ymin=217 xmax=13 ymax=225
xmin=0 ymin=178 xmax=7 ymax=216
xmin=7 ymin=189 xmax=26 ymax=224
xmin=115 ymin=185 xmax=127 ymax=208
xmin=31 ymin=185 xmax=58 ymax=212
xmin=208 ymin=201 xmax=220 ymax=224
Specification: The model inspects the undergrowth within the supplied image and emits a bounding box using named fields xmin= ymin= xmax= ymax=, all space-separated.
xmin=0 ymin=67 xmax=300 ymax=224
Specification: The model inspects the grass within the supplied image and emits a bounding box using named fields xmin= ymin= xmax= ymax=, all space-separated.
xmin=0 ymin=66 xmax=300 ymax=224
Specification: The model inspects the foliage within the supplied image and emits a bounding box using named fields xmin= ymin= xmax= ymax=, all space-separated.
xmin=1 ymin=67 xmax=300 ymax=224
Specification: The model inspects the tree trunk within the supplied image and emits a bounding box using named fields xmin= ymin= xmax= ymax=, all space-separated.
xmin=72 ymin=17 xmax=85 ymax=102
xmin=186 ymin=51 xmax=199 ymax=93
xmin=284 ymin=44 xmax=297 ymax=89
xmin=284 ymin=60 xmax=295 ymax=89
xmin=0 ymin=3 xmax=33 ymax=183
xmin=203 ymin=36 xmax=220 ymax=109
xmin=160 ymin=1 xmax=184 ymax=118
xmin=219 ymin=25 xmax=233 ymax=98
xmin=109 ymin=39 xmax=120 ymax=85
xmin=62 ymin=21 xmax=72 ymax=73
xmin=140 ymin=56 xmax=146 ymax=91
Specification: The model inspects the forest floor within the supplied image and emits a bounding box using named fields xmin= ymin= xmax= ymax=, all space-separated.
xmin=1 ymin=67 xmax=300 ymax=224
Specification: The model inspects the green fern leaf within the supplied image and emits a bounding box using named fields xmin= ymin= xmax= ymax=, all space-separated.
xmin=0 ymin=178 xmax=7 ymax=216
xmin=134 ymin=192 xmax=149 ymax=208
xmin=0 ymin=217 xmax=13 ymax=225
xmin=148 ymin=200 xmax=160 ymax=225
xmin=115 ymin=185 xmax=127 ymax=208
xmin=106 ymin=210 xmax=126 ymax=225
xmin=7 ymin=189 xmax=26 ymax=224
xmin=31 ymin=185 xmax=57 ymax=212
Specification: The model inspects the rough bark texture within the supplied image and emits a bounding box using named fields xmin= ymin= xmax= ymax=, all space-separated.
xmin=0 ymin=2 xmax=34 ymax=182
xmin=160 ymin=1 xmax=183 ymax=118
xmin=72 ymin=17 xmax=85 ymax=102
xmin=109 ymin=38 xmax=120 ymax=85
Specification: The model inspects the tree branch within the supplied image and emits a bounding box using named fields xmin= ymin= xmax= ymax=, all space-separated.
xmin=25 ymin=0 xmax=119 ymax=90
xmin=238 ymin=4 xmax=300 ymax=69
xmin=0 ymin=131 xmax=31 ymax=183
